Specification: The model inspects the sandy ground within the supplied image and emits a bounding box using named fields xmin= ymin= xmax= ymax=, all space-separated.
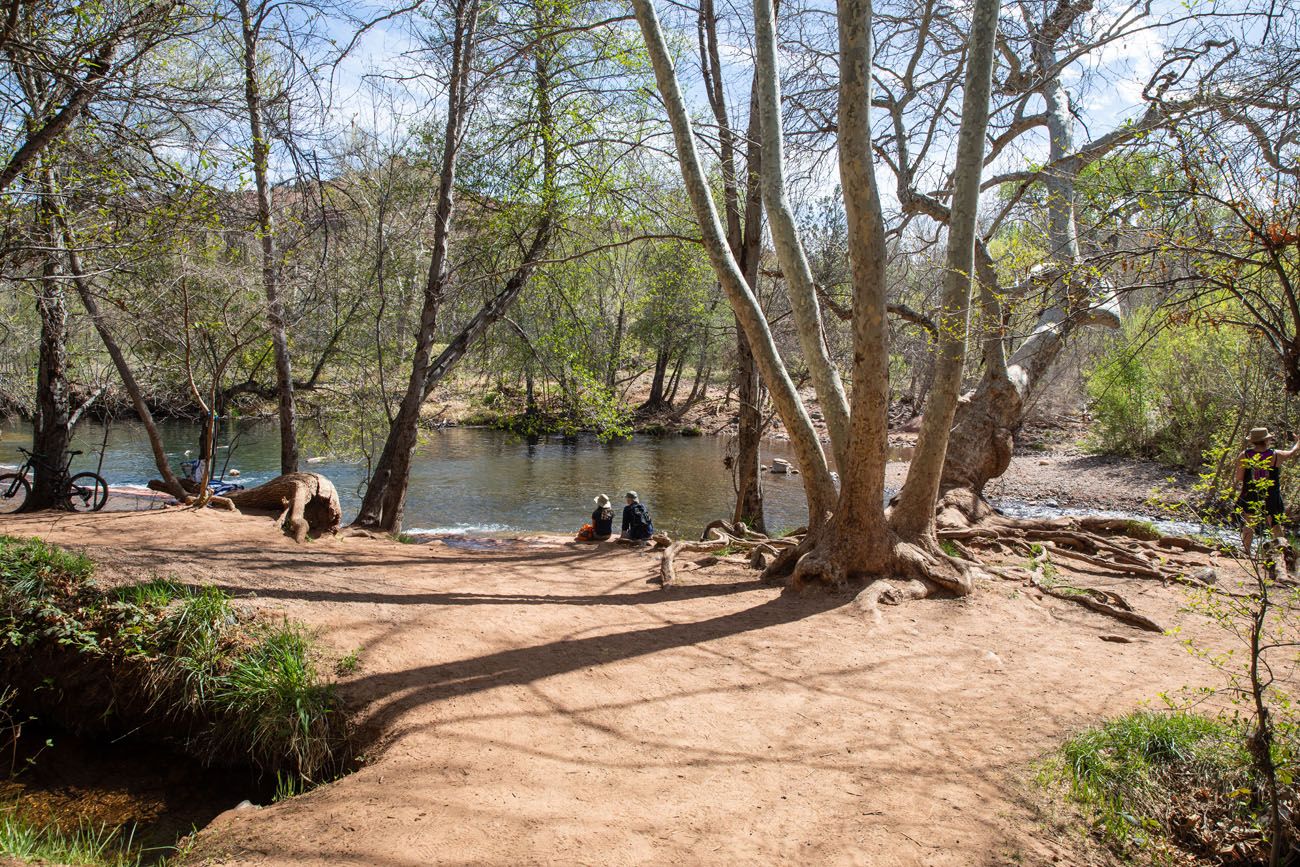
xmin=0 ymin=509 xmax=1235 ymax=866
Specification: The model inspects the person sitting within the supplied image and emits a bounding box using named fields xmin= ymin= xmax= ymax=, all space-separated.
xmin=620 ymin=491 xmax=654 ymax=542
xmin=592 ymin=494 xmax=614 ymax=540
xmin=1236 ymin=426 xmax=1300 ymax=552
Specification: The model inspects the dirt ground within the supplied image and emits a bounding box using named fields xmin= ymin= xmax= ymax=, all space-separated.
xmin=0 ymin=508 xmax=1237 ymax=866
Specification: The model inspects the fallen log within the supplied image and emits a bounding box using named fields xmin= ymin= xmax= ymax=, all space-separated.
xmin=225 ymin=472 xmax=343 ymax=542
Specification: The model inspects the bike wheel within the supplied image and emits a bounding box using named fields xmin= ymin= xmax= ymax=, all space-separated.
xmin=0 ymin=473 xmax=30 ymax=514
xmin=65 ymin=472 xmax=108 ymax=512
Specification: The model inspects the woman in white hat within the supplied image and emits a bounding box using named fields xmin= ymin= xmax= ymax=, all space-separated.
xmin=590 ymin=494 xmax=614 ymax=540
xmin=1236 ymin=426 xmax=1300 ymax=551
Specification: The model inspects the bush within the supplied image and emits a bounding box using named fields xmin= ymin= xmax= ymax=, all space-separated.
xmin=1049 ymin=710 xmax=1297 ymax=863
xmin=1085 ymin=310 xmax=1258 ymax=469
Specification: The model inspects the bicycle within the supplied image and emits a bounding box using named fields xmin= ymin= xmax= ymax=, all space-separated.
xmin=0 ymin=448 xmax=109 ymax=514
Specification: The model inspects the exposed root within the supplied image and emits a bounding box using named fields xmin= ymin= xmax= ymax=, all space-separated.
xmin=1029 ymin=575 xmax=1165 ymax=633
xmin=854 ymin=578 xmax=937 ymax=623
xmin=226 ymin=473 xmax=343 ymax=542
xmin=660 ymin=538 xmax=729 ymax=587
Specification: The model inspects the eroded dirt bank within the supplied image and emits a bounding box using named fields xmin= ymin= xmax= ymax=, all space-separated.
xmin=0 ymin=509 xmax=1229 ymax=866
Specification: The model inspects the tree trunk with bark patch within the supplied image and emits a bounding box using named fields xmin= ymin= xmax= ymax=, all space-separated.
xmin=51 ymin=200 xmax=187 ymax=499
xmin=29 ymin=226 xmax=73 ymax=510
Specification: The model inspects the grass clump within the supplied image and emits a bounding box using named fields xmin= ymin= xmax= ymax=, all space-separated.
xmin=0 ymin=535 xmax=350 ymax=786
xmin=1048 ymin=710 xmax=1297 ymax=864
xmin=0 ymin=809 xmax=142 ymax=867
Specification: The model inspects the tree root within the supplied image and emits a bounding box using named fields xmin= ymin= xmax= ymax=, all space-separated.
xmin=1029 ymin=575 xmax=1165 ymax=633
xmin=661 ymin=521 xmax=797 ymax=587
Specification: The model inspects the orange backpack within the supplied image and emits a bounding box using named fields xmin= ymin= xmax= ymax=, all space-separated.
xmin=575 ymin=523 xmax=596 ymax=542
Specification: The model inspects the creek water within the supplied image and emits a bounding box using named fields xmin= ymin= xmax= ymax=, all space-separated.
xmin=1 ymin=417 xmax=1215 ymax=539
xmin=0 ymin=418 xmax=826 ymax=537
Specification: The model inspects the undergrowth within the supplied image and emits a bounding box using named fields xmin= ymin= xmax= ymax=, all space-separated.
xmin=0 ymin=535 xmax=349 ymax=784
xmin=1046 ymin=710 xmax=1297 ymax=865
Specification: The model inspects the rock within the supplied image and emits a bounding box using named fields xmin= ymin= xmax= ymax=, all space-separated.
xmin=228 ymin=468 xmax=241 ymax=477
xmin=1099 ymin=634 xmax=1133 ymax=643
xmin=695 ymin=556 xmax=720 ymax=567
xmin=1038 ymin=460 xmax=1050 ymax=466
xmin=981 ymin=650 xmax=1003 ymax=669
xmin=235 ymin=800 xmax=260 ymax=811
xmin=1187 ymin=566 xmax=1218 ymax=586
xmin=901 ymin=414 xmax=923 ymax=433
xmin=749 ymin=548 xmax=770 ymax=570
xmin=1044 ymin=499 xmax=1059 ymax=508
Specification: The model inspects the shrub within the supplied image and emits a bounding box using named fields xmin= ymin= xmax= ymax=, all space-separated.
xmin=1049 ymin=710 xmax=1297 ymax=863
xmin=1085 ymin=310 xmax=1257 ymax=469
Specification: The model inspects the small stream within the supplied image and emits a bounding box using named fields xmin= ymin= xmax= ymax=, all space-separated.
xmin=1 ymin=722 xmax=266 ymax=863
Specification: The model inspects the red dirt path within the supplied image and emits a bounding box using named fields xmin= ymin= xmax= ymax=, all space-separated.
xmin=0 ymin=509 xmax=1227 ymax=865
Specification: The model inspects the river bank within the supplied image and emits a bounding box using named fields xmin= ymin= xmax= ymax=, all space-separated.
xmin=0 ymin=508 xmax=1237 ymax=865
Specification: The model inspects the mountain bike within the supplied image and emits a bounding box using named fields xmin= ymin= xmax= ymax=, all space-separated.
xmin=0 ymin=448 xmax=109 ymax=514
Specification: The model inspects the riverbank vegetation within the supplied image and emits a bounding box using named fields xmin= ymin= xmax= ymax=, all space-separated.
xmin=0 ymin=535 xmax=351 ymax=783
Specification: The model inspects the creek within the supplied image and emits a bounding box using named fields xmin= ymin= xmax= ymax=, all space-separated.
xmin=0 ymin=417 xmax=1216 ymax=539
xmin=1 ymin=418 xmax=824 ymax=537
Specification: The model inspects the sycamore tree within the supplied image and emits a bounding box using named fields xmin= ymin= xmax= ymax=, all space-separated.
xmin=631 ymin=0 xmax=1000 ymax=591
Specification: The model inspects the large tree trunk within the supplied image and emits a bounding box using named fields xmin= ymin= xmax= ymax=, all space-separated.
xmin=699 ymin=0 xmax=768 ymax=532
xmin=28 ymin=220 xmax=73 ymax=511
xmin=889 ymin=0 xmax=998 ymax=538
xmin=354 ymin=20 xmax=557 ymax=533
xmin=936 ymin=3 xmax=1119 ymax=518
xmin=631 ymin=0 xmax=838 ymax=527
xmin=239 ymin=0 xmax=298 ymax=476
xmin=786 ymin=0 xmax=893 ymax=586
xmin=733 ymin=323 xmax=765 ymax=531
xmin=351 ymin=0 xmax=480 ymax=532
xmin=642 ymin=347 xmax=670 ymax=410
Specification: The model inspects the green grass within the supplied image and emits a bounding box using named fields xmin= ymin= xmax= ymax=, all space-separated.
xmin=210 ymin=622 xmax=340 ymax=782
xmin=1047 ymin=711 xmax=1295 ymax=861
xmin=112 ymin=578 xmax=182 ymax=609
xmin=0 ymin=536 xmax=94 ymax=599
xmin=939 ymin=539 xmax=962 ymax=559
xmin=0 ymin=809 xmax=142 ymax=867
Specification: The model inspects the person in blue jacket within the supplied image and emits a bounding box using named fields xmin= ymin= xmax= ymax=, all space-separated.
xmin=620 ymin=491 xmax=654 ymax=541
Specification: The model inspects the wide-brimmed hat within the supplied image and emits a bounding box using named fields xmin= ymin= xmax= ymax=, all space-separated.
xmin=593 ymin=493 xmax=610 ymax=507
xmin=1248 ymin=427 xmax=1276 ymax=446
xmin=625 ymin=490 xmax=639 ymax=501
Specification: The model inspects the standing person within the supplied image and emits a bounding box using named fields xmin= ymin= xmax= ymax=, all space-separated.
xmin=1236 ymin=427 xmax=1300 ymax=552
xmin=591 ymin=494 xmax=614 ymax=540
xmin=620 ymin=491 xmax=654 ymax=542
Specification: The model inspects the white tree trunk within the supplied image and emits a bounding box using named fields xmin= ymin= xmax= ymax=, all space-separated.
xmin=752 ymin=0 xmax=851 ymax=470
xmin=890 ymin=0 xmax=1000 ymax=537
xmin=630 ymin=0 xmax=838 ymax=525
